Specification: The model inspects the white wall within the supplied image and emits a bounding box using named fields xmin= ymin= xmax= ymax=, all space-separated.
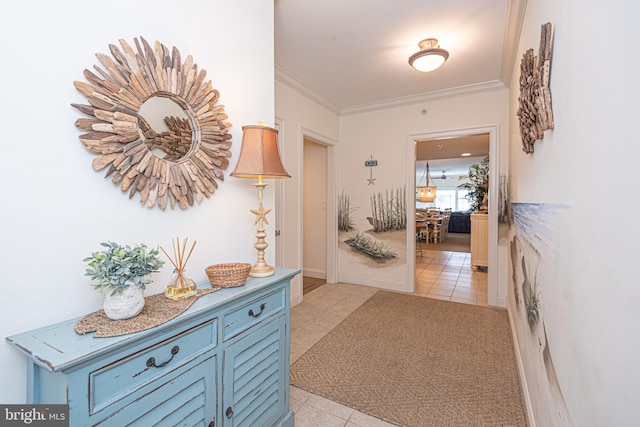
xmin=303 ymin=139 xmax=328 ymax=278
xmin=508 ymin=0 xmax=640 ymax=425
xmin=275 ymin=79 xmax=340 ymax=304
xmin=339 ymin=89 xmax=509 ymax=293
xmin=0 ymin=0 xmax=275 ymax=404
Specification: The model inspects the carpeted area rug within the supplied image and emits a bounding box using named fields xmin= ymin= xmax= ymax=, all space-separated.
xmin=422 ymin=231 xmax=470 ymax=253
xmin=290 ymin=291 xmax=527 ymax=427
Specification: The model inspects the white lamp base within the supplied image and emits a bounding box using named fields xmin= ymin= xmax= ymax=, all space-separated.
xmin=248 ymin=181 xmax=275 ymax=278
xmin=249 ymin=264 xmax=275 ymax=277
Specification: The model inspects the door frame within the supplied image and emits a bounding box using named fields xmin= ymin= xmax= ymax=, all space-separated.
xmin=275 ymin=122 xmax=338 ymax=304
xmin=406 ymin=125 xmax=500 ymax=306
xmin=274 ymin=120 xmax=286 ymax=269
xmin=300 ymin=127 xmax=338 ymax=285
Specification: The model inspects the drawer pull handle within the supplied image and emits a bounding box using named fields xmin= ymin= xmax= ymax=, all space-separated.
xmin=226 ymin=406 xmax=233 ymax=418
xmin=146 ymin=345 xmax=180 ymax=368
xmin=248 ymin=303 xmax=266 ymax=318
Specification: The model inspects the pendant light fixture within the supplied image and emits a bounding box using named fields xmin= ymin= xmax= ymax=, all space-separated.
xmin=409 ymin=38 xmax=449 ymax=72
xmin=417 ymin=162 xmax=437 ymax=202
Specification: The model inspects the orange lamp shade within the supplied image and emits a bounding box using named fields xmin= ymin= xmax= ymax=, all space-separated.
xmin=231 ymin=125 xmax=291 ymax=179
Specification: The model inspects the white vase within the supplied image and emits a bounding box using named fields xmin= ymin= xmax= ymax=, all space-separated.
xmin=103 ymin=284 xmax=145 ymax=320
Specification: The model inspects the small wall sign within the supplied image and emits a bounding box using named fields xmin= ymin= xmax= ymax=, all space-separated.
xmin=366 ymin=155 xmax=377 ymax=185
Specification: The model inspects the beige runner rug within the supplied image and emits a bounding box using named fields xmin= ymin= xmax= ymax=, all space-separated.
xmin=290 ymin=291 xmax=527 ymax=427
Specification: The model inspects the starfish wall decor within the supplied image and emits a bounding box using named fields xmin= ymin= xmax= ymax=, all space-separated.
xmin=365 ymin=155 xmax=377 ymax=185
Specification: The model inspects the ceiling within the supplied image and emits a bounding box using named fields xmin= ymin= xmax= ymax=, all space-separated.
xmin=417 ymin=134 xmax=489 ymax=178
xmin=274 ymin=0 xmax=514 ymax=180
xmin=275 ymin=0 xmax=515 ymax=111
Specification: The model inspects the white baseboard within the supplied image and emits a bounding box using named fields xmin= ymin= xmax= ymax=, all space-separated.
xmin=291 ymin=292 xmax=303 ymax=307
xmin=302 ymin=268 xmax=326 ymax=279
xmin=290 ymin=275 xmax=303 ymax=307
xmin=507 ymin=304 xmax=536 ymax=427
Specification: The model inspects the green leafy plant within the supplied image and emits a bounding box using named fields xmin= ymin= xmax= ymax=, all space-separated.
xmin=458 ymin=156 xmax=489 ymax=212
xmin=84 ymin=241 xmax=164 ymax=296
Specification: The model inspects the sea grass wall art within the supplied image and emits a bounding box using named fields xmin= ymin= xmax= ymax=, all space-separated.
xmin=72 ymin=37 xmax=232 ymax=210
xmin=339 ymin=186 xmax=406 ymax=262
xmin=509 ymin=203 xmax=570 ymax=424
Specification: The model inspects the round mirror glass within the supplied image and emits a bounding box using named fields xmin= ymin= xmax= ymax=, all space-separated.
xmin=138 ymin=96 xmax=194 ymax=161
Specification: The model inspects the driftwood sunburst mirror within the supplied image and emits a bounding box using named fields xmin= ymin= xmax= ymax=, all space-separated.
xmin=72 ymin=37 xmax=232 ymax=210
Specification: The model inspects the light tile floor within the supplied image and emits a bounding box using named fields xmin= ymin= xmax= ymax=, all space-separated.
xmin=290 ymin=249 xmax=488 ymax=426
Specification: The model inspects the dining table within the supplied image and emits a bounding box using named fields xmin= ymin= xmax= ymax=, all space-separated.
xmin=417 ymin=217 xmax=443 ymax=243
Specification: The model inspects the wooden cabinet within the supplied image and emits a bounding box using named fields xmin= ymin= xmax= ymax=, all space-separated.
xmin=6 ymin=268 xmax=299 ymax=427
xmin=470 ymin=213 xmax=489 ymax=268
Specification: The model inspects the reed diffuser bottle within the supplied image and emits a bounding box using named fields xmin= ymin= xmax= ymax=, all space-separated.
xmin=161 ymin=237 xmax=198 ymax=300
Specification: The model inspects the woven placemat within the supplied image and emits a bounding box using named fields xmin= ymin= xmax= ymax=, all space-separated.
xmin=75 ymin=288 xmax=219 ymax=338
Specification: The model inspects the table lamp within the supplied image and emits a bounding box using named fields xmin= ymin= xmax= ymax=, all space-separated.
xmin=231 ymin=124 xmax=290 ymax=277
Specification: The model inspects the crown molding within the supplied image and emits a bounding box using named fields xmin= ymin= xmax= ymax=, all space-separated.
xmin=501 ymin=0 xmax=528 ymax=86
xmin=276 ymin=67 xmax=509 ymax=117
xmin=340 ymin=80 xmax=508 ymax=116
xmin=275 ymin=65 xmax=342 ymax=115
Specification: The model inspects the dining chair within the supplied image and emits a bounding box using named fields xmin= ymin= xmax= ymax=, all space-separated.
xmin=415 ymin=220 xmax=424 ymax=256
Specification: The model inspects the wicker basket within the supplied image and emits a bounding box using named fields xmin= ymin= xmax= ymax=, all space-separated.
xmin=205 ymin=263 xmax=251 ymax=288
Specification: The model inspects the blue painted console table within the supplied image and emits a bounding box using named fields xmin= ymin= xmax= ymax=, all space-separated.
xmin=7 ymin=267 xmax=300 ymax=427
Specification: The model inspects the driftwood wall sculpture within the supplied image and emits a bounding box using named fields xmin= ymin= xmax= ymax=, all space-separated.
xmin=517 ymin=22 xmax=554 ymax=154
xmin=73 ymin=37 xmax=232 ymax=210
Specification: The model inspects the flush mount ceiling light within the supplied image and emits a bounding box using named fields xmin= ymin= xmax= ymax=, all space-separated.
xmin=409 ymin=38 xmax=449 ymax=72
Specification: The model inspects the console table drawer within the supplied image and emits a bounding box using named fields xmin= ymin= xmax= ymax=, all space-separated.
xmin=223 ymin=288 xmax=285 ymax=341
xmin=89 ymin=319 xmax=217 ymax=414
xmin=94 ymin=354 xmax=217 ymax=426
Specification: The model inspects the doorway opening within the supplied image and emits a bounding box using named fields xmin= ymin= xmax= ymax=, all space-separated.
xmin=414 ymin=134 xmax=489 ymax=305
xmin=275 ymin=123 xmax=338 ymax=305
xmin=416 ymin=134 xmax=489 ymax=254
xmin=407 ymin=126 xmax=499 ymax=306
xmin=303 ymin=138 xmax=328 ymax=293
